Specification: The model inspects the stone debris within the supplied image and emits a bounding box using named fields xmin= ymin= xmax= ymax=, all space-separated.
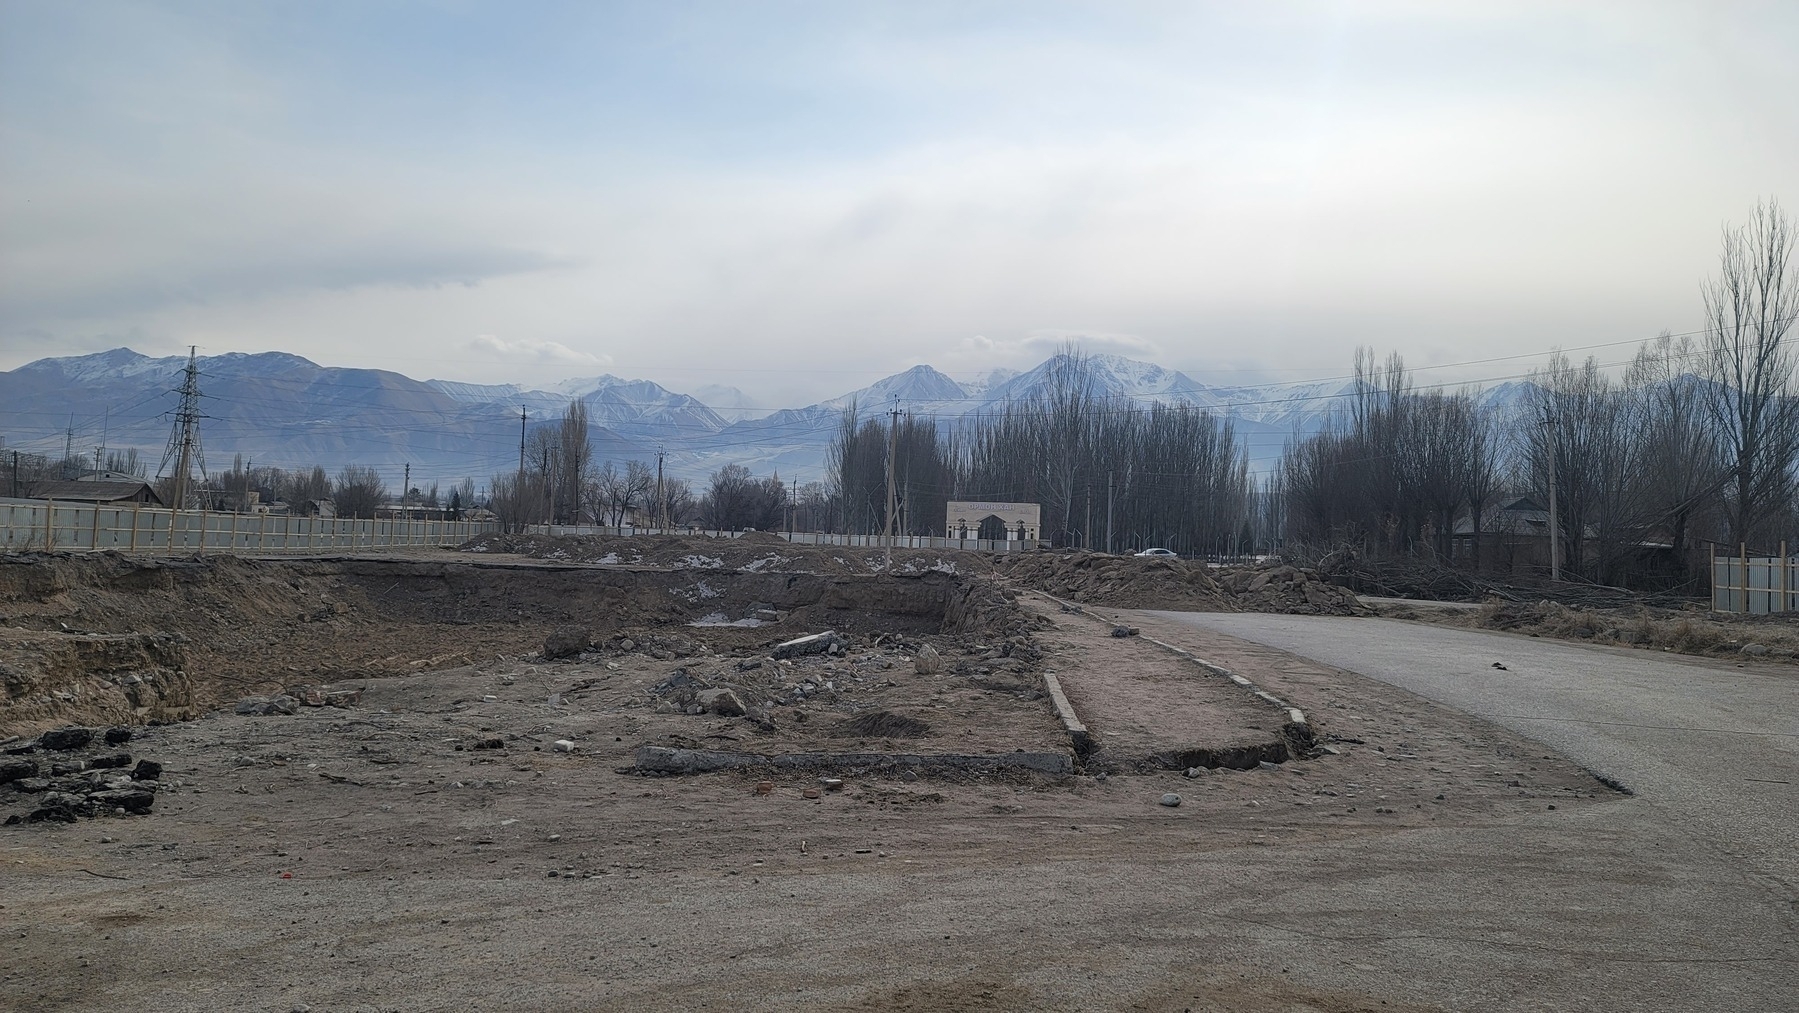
xmin=235 ymin=695 xmax=299 ymax=716
xmin=37 ymin=727 xmax=94 ymax=751
xmin=1159 ymin=793 xmax=1182 ymax=807
xmin=552 ymin=739 xmax=577 ymax=752
xmin=695 ymin=688 xmax=746 ymax=717
xmin=772 ymin=632 xmax=848 ymax=660
xmin=2 ymin=733 xmax=162 ymax=825
xmin=913 ymin=643 xmax=943 ymax=675
xmin=543 ymin=627 xmax=592 ymax=660
xmin=286 ymin=685 xmax=364 ymax=708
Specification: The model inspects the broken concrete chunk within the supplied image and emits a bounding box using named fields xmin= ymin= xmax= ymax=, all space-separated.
xmin=0 ymin=758 xmax=38 ymax=784
xmin=88 ymin=752 xmax=132 ymax=769
xmin=695 ymin=688 xmax=747 ymax=717
xmin=89 ymin=786 xmax=156 ymax=814
xmin=130 ymin=759 xmax=163 ymax=781
xmin=38 ymin=727 xmax=94 ymax=751
xmin=913 ymin=643 xmax=943 ymax=675
xmin=772 ymin=632 xmax=846 ymax=660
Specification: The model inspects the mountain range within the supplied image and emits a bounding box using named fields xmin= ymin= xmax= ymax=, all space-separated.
xmin=0 ymin=347 xmax=1523 ymax=492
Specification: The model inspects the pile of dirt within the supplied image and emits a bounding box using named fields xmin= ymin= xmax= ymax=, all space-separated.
xmin=993 ymin=552 xmax=1366 ymax=615
xmin=460 ymin=532 xmax=993 ymax=578
xmin=1213 ymin=564 xmax=1366 ymax=615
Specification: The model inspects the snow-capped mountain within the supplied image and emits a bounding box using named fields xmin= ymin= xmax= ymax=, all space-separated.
xmin=1 ymin=346 xmax=1451 ymax=488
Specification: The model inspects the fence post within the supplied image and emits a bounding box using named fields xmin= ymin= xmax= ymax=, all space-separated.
xmin=1740 ymin=542 xmax=1750 ymax=614
xmin=1783 ymin=540 xmax=1791 ymax=614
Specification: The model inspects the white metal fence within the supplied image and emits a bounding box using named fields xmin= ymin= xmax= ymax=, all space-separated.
xmin=0 ymin=497 xmax=498 ymax=555
xmin=526 ymin=523 xmax=1033 ymax=553
xmin=1712 ymin=545 xmax=1798 ymax=614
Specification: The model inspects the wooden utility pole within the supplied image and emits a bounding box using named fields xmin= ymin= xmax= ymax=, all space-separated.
xmin=883 ymin=400 xmax=901 ymax=561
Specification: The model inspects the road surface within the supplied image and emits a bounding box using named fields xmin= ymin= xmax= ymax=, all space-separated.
xmin=1145 ymin=610 xmax=1799 ymax=1009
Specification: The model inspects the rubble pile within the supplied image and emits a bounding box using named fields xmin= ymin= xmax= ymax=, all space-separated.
xmin=994 ymin=552 xmax=1366 ymax=615
xmin=1215 ymin=564 xmax=1366 ymax=616
xmin=461 ymin=531 xmax=986 ymax=578
xmin=1 ymin=725 xmax=162 ymax=825
xmin=630 ymin=627 xmax=1042 ymax=740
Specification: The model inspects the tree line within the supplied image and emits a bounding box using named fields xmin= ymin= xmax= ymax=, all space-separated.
xmin=825 ymin=347 xmax=1256 ymax=554
xmin=1279 ymin=199 xmax=1797 ymax=587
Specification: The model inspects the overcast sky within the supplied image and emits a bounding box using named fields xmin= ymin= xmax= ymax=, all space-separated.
xmin=2 ymin=1 xmax=1795 ymax=407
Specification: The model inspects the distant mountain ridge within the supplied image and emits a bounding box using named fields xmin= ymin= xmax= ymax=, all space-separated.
xmin=0 ymin=347 xmax=1522 ymax=489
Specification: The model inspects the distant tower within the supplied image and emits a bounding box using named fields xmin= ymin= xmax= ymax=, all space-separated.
xmin=156 ymin=347 xmax=208 ymax=509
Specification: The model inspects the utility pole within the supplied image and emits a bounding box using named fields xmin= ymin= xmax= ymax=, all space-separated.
xmin=517 ymin=406 xmax=527 ymax=532
xmin=1084 ymin=482 xmax=1092 ymax=551
xmin=883 ymin=399 xmax=901 ymax=561
xmin=1106 ymin=470 xmax=1114 ymax=554
xmin=1542 ymin=414 xmax=1561 ymax=582
xmin=655 ymin=448 xmax=666 ymax=531
xmin=63 ymin=416 xmax=75 ymax=480
xmin=403 ymin=463 xmax=411 ymax=512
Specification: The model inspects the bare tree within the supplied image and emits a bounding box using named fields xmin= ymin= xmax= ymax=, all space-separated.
xmin=1626 ymin=332 xmax=1721 ymax=562
xmin=334 ymin=465 xmax=387 ymax=519
xmin=557 ymin=400 xmax=592 ymax=524
xmin=1703 ymin=198 xmax=1799 ymax=546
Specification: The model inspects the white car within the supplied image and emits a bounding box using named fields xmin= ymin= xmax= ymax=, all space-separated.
xmin=1134 ymin=547 xmax=1177 ymax=558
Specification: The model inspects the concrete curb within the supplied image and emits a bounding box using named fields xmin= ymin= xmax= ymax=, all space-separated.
xmin=1040 ymin=673 xmax=1092 ymax=755
xmin=1035 ymin=592 xmax=1316 ymax=753
xmin=632 ymin=744 xmax=1074 ymax=777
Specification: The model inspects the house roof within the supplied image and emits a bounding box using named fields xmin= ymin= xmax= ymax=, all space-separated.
xmin=31 ymin=480 xmax=165 ymax=505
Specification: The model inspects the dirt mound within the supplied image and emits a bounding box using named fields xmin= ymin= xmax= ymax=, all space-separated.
xmin=992 ymin=552 xmax=1365 ymax=615
xmin=460 ymin=532 xmax=994 ymax=578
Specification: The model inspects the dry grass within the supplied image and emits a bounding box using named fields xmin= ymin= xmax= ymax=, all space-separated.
xmin=1438 ymin=600 xmax=1798 ymax=664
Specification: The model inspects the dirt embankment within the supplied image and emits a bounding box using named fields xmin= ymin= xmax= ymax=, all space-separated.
xmin=993 ymin=552 xmax=1367 ymax=615
xmin=462 ymin=530 xmax=993 ymax=577
xmin=473 ymin=534 xmax=1369 ymax=615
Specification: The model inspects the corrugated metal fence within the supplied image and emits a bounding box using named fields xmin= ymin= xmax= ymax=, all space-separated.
xmin=1712 ymin=543 xmax=1798 ymax=614
xmin=0 ymin=497 xmax=497 ymax=555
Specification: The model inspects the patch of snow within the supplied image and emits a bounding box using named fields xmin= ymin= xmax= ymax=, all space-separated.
xmin=741 ymin=554 xmax=792 ymax=572
xmin=679 ymin=554 xmax=725 ymax=569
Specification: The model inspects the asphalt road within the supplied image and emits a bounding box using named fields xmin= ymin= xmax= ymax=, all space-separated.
xmin=1146 ymin=611 xmax=1799 ymax=1007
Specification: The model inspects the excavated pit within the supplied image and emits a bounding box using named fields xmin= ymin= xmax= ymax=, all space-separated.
xmin=0 ymin=552 xmax=1022 ymax=739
